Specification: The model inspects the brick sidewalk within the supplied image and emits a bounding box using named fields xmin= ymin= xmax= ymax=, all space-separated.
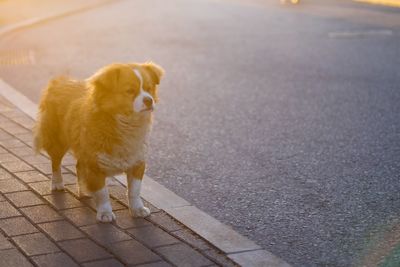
xmin=0 ymin=96 xmax=237 ymax=266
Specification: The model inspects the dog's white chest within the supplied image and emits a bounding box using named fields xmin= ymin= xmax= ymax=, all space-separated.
xmin=97 ymin=116 xmax=150 ymax=174
xmin=97 ymin=144 xmax=145 ymax=174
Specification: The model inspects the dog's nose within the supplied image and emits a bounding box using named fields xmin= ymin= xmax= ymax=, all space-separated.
xmin=143 ymin=96 xmax=153 ymax=108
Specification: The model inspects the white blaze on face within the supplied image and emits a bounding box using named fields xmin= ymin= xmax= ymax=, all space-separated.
xmin=133 ymin=69 xmax=154 ymax=113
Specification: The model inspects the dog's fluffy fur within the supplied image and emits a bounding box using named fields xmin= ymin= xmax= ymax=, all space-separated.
xmin=34 ymin=62 xmax=164 ymax=221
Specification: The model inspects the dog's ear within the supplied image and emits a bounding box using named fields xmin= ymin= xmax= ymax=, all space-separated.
xmin=142 ymin=62 xmax=164 ymax=85
xmin=89 ymin=65 xmax=121 ymax=109
xmin=91 ymin=66 xmax=121 ymax=92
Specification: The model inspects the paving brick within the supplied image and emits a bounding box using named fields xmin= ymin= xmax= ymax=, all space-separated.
xmin=38 ymin=220 xmax=84 ymax=241
xmin=31 ymin=252 xmax=79 ymax=267
xmin=1 ymin=109 xmax=27 ymax=119
xmin=0 ymin=232 xmax=13 ymax=250
xmin=0 ymin=153 xmax=20 ymax=163
xmin=61 ymin=207 xmax=97 ymax=226
xmin=114 ymin=209 xmax=152 ymax=229
xmin=64 ymin=184 xmax=82 ymax=198
xmin=0 ymin=217 xmax=38 ymax=236
xmin=106 ymin=177 xmax=120 ymax=186
xmin=0 ymin=106 xmax=12 ymax=115
xmin=1 ymin=122 xmax=29 ymax=134
xmin=62 ymin=154 xmax=76 ymax=165
xmin=21 ymin=154 xmax=49 ymax=164
xmin=0 ymin=139 xmax=26 ymax=148
xmin=12 ymin=232 xmax=60 ymax=256
xmin=2 ymin=160 xmax=34 ymax=172
xmin=108 ymin=185 xmax=125 ymax=200
xmin=15 ymin=170 xmax=49 ymax=183
xmin=111 ymin=199 xmax=128 ymax=211
xmin=28 ymin=180 xmax=53 ymax=195
xmin=5 ymin=191 xmax=44 ymax=207
xmin=0 ymin=201 xmax=20 ymax=218
xmin=65 ymin=165 xmax=76 ymax=174
xmin=0 ymin=248 xmax=34 ymax=267
xmin=148 ymin=212 xmax=182 ymax=232
xmin=32 ymin=163 xmax=52 ymax=174
xmin=171 ymin=228 xmax=211 ymax=251
xmin=82 ymin=197 xmax=126 ymax=211
xmin=44 ymin=192 xmax=84 ymax=210
xmin=155 ymin=243 xmax=213 ymax=267
xmin=61 ymin=173 xmax=77 ymax=185
xmin=3 ymin=118 xmax=30 ymax=127
xmin=0 ymin=129 xmax=13 ymax=140
xmin=11 ymin=117 xmax=35 ymax=129
xmin=14 ymin=133 xmax=34 ymax=143
xmin=59 ymin=238 xmax=112 ymax=262
xmin=9 ymin=146 xmax=35 ymax=157
xmin=20 ymin=205 xmax=63 ymax=223
xmin=0 ymin=178 xmax=28 ymax=193
xmin=202 ymin=248 xmax=238 ymax=267
xmin=127 ymin=225 xmax=180 ymax=248
xmin=81 ymin=224 xmax=131 ymax=246
xmin=136 ymin=261 xmax=173 ymax=267
xmin=108 ymin=185 xmax=159 ymax=213
xmin=33 ymin=163 xmax=68 ymax=175
xmin=82 ymin=259 xmax=124 ymax=267
xmin=65 ymin=184 xmax=94 ymax=200
xmin=25 ymin=140 xmax=34 ymax=147
xmin=0 ymin=167 xmax=13 ymax=180
xmin=109 ymin=239 xmax=161 ymax=265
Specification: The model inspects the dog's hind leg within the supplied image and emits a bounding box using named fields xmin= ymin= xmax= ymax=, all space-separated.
xmin=76 ymin=160 xmax=91 ymax=198
xmin=50 ymin=153 xmax=65 ymax=191
xmin=47 ymin=144 xmax=67 ymax=191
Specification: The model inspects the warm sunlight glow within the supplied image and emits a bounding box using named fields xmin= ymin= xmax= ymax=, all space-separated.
xmin=354 ymin=0 xmax=400 ymax=7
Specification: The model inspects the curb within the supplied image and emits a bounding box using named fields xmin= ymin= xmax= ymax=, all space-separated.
xmin=0 ymin=7 xmax=292 ymax=266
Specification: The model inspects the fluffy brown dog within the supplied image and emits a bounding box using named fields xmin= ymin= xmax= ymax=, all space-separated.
xmin=34 ymin=62 xmax=164 ymax=222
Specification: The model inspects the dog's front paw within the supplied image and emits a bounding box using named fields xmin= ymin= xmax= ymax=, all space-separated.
xmin=51 ymin=181 xmax=65 ymax=191
xmin=96 ymin=211 xmax=116 ymax=222
xmin=131 ymin=206 xmax=151 ymax=218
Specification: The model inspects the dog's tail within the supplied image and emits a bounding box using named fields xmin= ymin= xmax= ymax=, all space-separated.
xmin=33 ymin=78 xmax=65 ymax=154
xmin=33 ymin=83 xmax=50 ymax=154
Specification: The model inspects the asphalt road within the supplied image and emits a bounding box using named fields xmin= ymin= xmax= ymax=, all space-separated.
xmin=1 ymin=0 xmax=400 ymax=266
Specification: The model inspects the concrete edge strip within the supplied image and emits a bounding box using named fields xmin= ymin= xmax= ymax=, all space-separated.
xmin=0 ymin=0 xmax=117 ymax=38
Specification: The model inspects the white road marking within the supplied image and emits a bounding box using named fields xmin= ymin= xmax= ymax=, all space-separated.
xmin=329 ymin=29 xmax=393 ymax=38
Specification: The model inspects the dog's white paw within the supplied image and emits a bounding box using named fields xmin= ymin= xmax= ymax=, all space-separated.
xmin=51 ymin=182 xmax=65 ymax=191
xmin=96 ymin=211 xmax=116 ymax=223
xmin=131 ymin=206 xmax=151 ymax=218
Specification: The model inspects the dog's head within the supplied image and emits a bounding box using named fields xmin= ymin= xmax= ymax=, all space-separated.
xmin=89 ymin=62 xmax=164 ymax=114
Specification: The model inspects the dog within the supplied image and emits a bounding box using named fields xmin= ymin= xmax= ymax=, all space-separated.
xmin=34 ymin=62 xmax=164 ymax=222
